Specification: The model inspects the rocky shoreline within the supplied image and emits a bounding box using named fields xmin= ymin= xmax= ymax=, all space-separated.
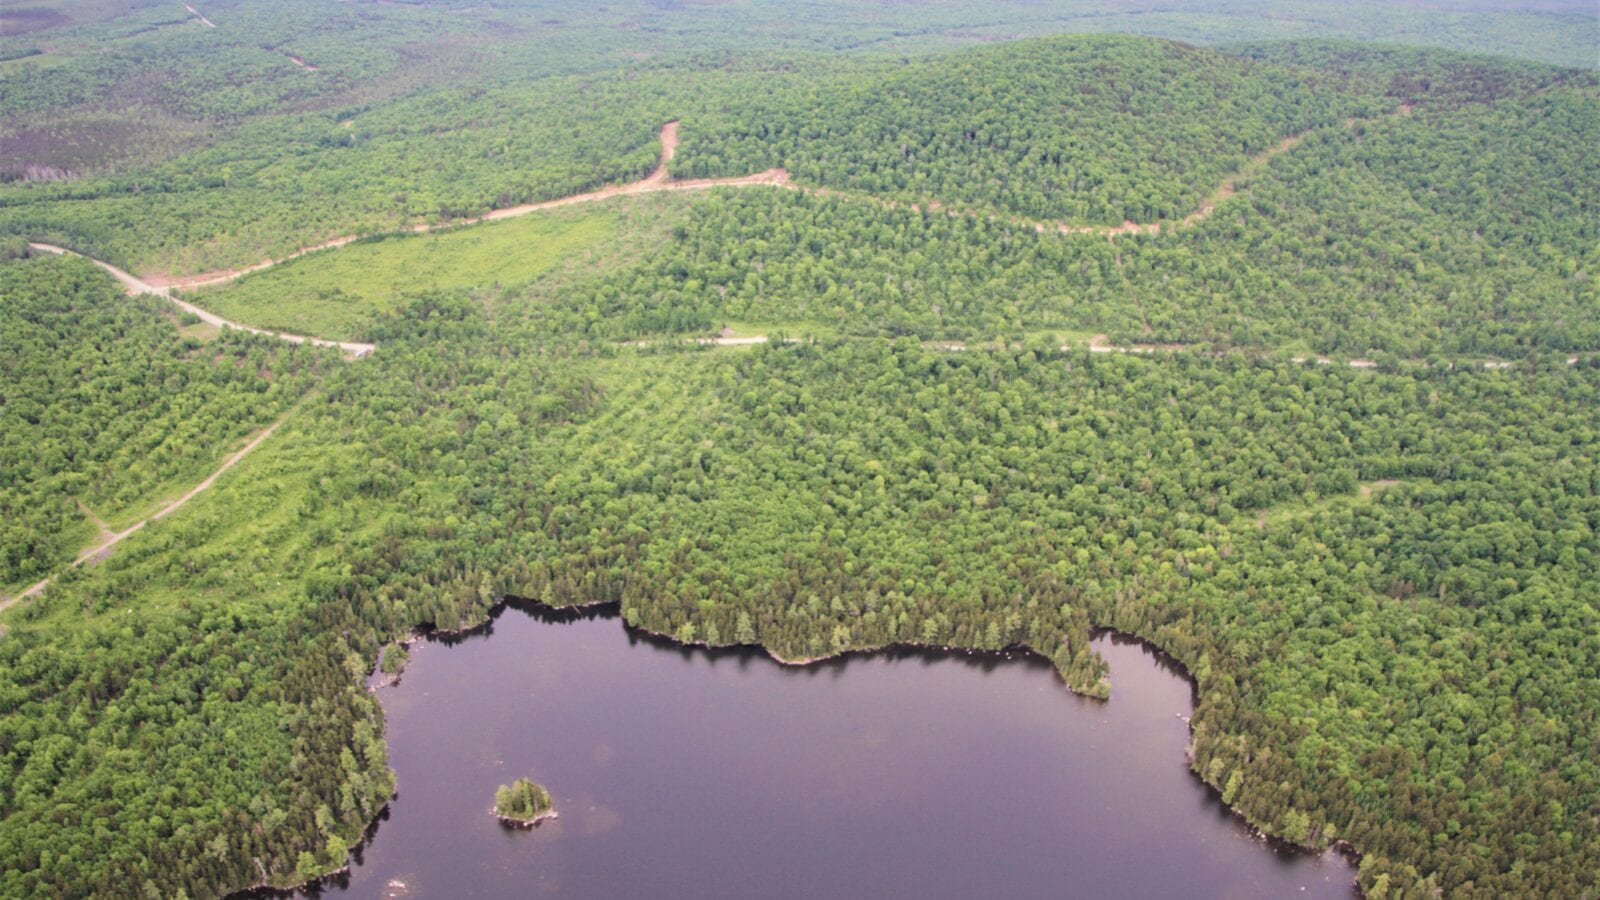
xmin=493 ymin=808 xmax=560 ymax=828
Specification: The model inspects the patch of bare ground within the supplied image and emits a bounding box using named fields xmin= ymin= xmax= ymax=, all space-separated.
xmin=1359 ymin=479 xmax=1402 ymax=498
xmin=0 ymin=108 xmax=212 ymax=179
xmin=1 ymin=7 xmax=69 ymax=33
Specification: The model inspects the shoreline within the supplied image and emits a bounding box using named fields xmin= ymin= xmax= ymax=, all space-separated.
xmin=493 ymin=808 xmax=559 ymax=828
xmin=245 ymin=593 xmax=1360 ymax=898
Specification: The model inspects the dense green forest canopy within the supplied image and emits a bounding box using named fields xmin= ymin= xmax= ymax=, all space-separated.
xmin=555 ymin=62 xmax=1596 ymax=357
xmin=1 ymin=0 xmax=1596 ymax=270
xmin=87 ymin=37 xmax=1589 ymax=361
xmin=675 ymin=35 xmax=1362 ymax=225
xmin=2 ymin=284 xmax=1595 ymax=896
xmin=1 ymin=20 xmax=1597 ymax=900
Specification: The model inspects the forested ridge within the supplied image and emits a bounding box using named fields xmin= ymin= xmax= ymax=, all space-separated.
xmin=674 ymin=35 xmax=1364 ymax=225
xmin=133 ymin=37 xmax=1593 ymax=359
xmin=1 ymin=21 xmax=1598 ymax=900
xmin=558 ymin=70 xmax=1596 ymax=357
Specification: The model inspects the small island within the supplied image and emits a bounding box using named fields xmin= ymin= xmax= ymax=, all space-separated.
xmin=493 ymin=778 xmax=557 ymax=827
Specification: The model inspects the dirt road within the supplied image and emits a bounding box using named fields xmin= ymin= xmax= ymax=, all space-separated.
xmin=146 ymin=121 xmax=787 ymax=290
xmin=38 ymin=108 xmax=1575 ymax=373
xmin=102 ymin=111 xmax=1393 ymax=296
xmin=185 ymin=4 xmax=216 ymax=27
xmin=686 ymin=333 xmax=1578 ymax=370
xmin=28 ymin=243 xmax=375 ymax=357
xmin=0 ymin=416 xmax=288 ymax=612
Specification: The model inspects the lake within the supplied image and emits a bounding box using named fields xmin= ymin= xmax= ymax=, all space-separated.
xmin=327 ymin=601 xmax=1356 ymax=898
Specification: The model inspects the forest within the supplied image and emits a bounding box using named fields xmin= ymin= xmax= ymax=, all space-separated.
xmin=0 ymin=253 xmax=331 ymax=590
xmin=57 ymin=36 xmax=1585 ymax=360
xmin=553 ymin=49 xmax=1595 ymax=359
xmin=2 ymin=287 xmax=1594 ymax=896
xmin=1 ymin=9 xmax=1597 ymax=900
xmin=673 ymin=35 xmax=1364 ymax=225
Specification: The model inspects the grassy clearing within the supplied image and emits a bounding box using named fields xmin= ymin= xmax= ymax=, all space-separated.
xmin=1254 ymin=478 xmax=1416 ymax=529
xmin=178 ymin=320 xmax=221 ymax=343
xmin=187 ymin=206 xmax=618 ymax=340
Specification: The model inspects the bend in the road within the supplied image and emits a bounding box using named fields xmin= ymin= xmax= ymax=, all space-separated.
xmin=106 ymin=112 xmax=1346 ymax=330
xmin=143 ymin=121 xmax=786 ymax=292
xmin=28 ymin=243 xmax=375 ymax=358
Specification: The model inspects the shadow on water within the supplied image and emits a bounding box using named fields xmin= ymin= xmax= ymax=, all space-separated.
xmin=267 ymin=597 xmax=1357 ymax=899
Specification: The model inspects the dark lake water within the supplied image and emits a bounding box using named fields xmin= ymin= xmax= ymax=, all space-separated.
xmin=329 ymin=602 xmax=1356 ymax=899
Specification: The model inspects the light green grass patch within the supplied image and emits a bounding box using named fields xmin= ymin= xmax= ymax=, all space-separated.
xmin=1254 ymin=478 xmax=1418 ymax=530
xmin=179 ymin=320 xmax=222 ymax=343
xmin=188 ymin=208 xmax=617 ymax=341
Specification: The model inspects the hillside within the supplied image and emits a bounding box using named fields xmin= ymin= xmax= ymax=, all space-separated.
xmin=0 ymin=25 xmax=1597 ymax=900
xmin=0 ymin=253 xmax=330 ymax=592
xmin=675 ymin=35 xmax=1362 ymax=225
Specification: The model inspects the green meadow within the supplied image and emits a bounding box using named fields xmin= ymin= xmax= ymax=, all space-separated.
xmin=188 ymin=207 xmax=617 ymax=340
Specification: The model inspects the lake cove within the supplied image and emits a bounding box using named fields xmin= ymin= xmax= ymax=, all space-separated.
xmin=326 ymin=602 xmax=1356 ymax=898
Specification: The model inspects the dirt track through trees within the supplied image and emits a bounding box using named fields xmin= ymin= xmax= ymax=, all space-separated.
xmin=107 ymin=115 xmax=1353 ymax=347
xmin=7 ymin=109 xmax=1580 ymax=613
xmin=144 ymin=121 xmax=787 ymax=291
xmin=36 ymin=110 xmax=1580 ymax=368
xmin=185 ymin=4 xmax=216 ymax=28
xmin=28 ymin=243 xmax=376 ymax=357
xmin=0 ymin=416 xmax=288 ymax=611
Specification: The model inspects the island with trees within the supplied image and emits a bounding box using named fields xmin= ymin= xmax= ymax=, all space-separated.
xmin=494 ymin=778 xmax=557 ymax=828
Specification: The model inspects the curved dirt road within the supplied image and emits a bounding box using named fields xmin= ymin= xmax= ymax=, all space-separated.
xmin=0 ymin=416 xmax=288 ymax=611
xmin=65 ymin=110 xmax=1384 ymax=307
xmin=96 ymin=114 xmax=1350 ymax=343
xmin=147 ymin=121 xmax=788 ymax=291
xmin=28 ymin=243 xmax=376 ymax=357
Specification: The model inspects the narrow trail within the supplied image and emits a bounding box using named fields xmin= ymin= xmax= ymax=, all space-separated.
xmin=1078 ymin=129 xmax=1313 ymax=237
xmin=0 ymin=416 xmax=288 ymax=612
xmin=74 ymin=499 xmax=114 ymax=545
xmin=285 ymin=53 xmax=317 ymax=72
xmin=794 ymin=110 xmax=1413 ymax=242
xmin=802 ymin=121 xmax=1334 ymax=239
xmin=184 ymin=4 xmax=216 ymax=28
xmin=28 ymin=243 xmax=375 ymax=357
xmin=677 ymin=333 xmax=1580 ymax=370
